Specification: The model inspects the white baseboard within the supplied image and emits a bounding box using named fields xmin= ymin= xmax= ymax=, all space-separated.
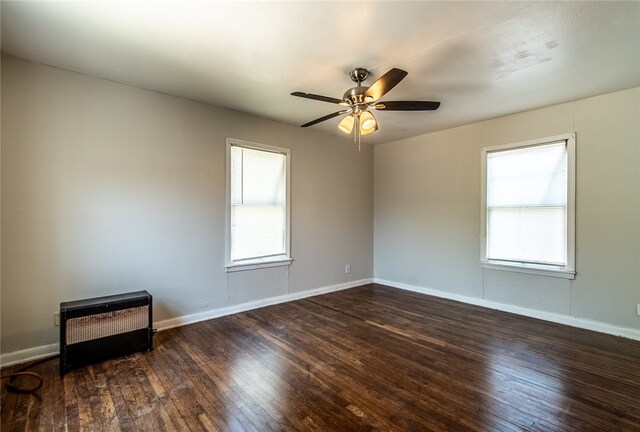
xmin=7 ymin=276 xmax=633 ymax=366
xmin=374 ymin=278 xmax=640 ymax=341
xmin=0 ymin=278 xmax=373 ymax=367
xmin=0 ymin=343 xmax=60 ymax=368
xmin=155 ymin=278 xmax=372 ymax=331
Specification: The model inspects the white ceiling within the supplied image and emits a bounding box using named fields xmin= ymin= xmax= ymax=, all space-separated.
xmin=2 ymin=1 xmax=639 ymax=144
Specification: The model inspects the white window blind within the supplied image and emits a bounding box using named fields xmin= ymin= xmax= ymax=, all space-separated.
xmin=230 ymin=145 xmax=287 ymax=263
xmin=486 ymin=141 xmax=568 ymax=267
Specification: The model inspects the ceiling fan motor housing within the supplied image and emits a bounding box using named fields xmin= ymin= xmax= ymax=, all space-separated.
xmin=343 ymin=86 xmax=371 ymax=109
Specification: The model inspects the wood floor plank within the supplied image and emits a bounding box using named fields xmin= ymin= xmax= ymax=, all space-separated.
xmin=146 ymin=343 xmax=211 ymax=431
xmin=239 ymin=305 xmax=490 ymax=431
xmin=176 ymin=328 xmax=283 ymax=431
xmin=277 ymin=301 xmax=536 ymax=431
xmin=221 ymin=315 xmax=381 ymax=432
xmin=2 ymin=283 xmax=640 ymax=431
xmin=136 ymin=346 xmax=194 ymax=432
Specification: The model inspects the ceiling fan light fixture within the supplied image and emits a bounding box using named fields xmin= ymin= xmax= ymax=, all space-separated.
xmin=338 ymin=114 xmax=355 ymax=134
xmin=292 ymin=67 xmax=440 ymax=147
xmin=360 ymin=111 xmax=378 ymax=135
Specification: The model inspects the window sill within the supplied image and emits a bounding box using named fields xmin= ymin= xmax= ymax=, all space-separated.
xmin=480 ymin=261 xmax=575 ymax=280
xmin=225 ymin=258 xmax=292 ymax=273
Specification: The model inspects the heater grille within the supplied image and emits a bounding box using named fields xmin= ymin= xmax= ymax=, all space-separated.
xmin=66 ymin=305 xmax=149 ymax=344
xmin=60 ymin=290 xmax=153 ymax=375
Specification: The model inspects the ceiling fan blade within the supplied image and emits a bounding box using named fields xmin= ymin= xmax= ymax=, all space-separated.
xmin=291 ymin=92 xmax=344 ymax=104
xmin=374 ymin=101 xmax=441 ymax=111
xmin=363 ymin=68 xmax=408 ymax=101
xmin=300 ymin=110 xmax=348 ymax=127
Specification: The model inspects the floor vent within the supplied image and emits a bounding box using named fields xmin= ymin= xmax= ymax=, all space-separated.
xmin=60 ymin=290 xmax=153 ymax=375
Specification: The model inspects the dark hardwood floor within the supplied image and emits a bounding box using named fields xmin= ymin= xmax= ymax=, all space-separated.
xmin=2 ymin=284 xmax=640 ymax=431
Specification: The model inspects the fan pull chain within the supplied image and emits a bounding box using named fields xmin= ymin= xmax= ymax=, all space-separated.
xmin=354 ymin=115 xmax=361 ymax=151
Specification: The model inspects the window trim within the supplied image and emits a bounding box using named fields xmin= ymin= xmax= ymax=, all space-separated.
xmin=480 ymin=133 xmax=576 ymax=279
xmin=225 ymin=138 xmax=291 ymax=272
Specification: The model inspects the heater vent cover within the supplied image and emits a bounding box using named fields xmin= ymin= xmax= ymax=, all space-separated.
xmin=66 ymin=305 xmax=149 ymax=344
xmin=60 ymin=290 xmax=153 ymax=375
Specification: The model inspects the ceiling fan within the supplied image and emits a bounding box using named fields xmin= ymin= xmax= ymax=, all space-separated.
xmin=291 ymin=67 xmax=440 ymax=149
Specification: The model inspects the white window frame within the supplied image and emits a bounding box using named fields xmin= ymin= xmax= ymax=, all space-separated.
xmin=225 ymin=138 xmax=292 ymax=272
xmin=480 ymin=133 xmax=576 ymax=279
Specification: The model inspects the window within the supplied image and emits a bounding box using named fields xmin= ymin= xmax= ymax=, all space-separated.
xmin=226 ymin=138 xmax=291 ymax=272
xmin=480 ymin=133 xmax=575 ymax=279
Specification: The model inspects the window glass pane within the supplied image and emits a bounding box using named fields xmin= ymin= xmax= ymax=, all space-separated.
xmin=231 ymin=205 xmax=286 ymax=261
xmin=230 ymin=146 xmax=243 ymax=205
xmin=230 ymin=145 xmax=287 ymax=262
xmin=487 ymin=142 xmax=567 ymax=207
xmin=240 ymin=147 xmax=285 ymax=206
xmin=486 ymin=141 xmax=568 ymax=266
xmin=488 ymin=207 xmax=566 ymax=265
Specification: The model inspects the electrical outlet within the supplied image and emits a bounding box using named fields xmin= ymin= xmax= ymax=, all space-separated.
xmin=54 ymin=312 xmax=60 ymax=327
xmin=345 ymin=264 xmax=351 ymax=274
xmin=637 ymin=304 xmax=640 ymax=316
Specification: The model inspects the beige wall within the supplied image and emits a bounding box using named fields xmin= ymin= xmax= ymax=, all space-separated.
xmin=1 ymin=56 xmax=374 ymax=355
xmin=375 ymin=87 xmax=640 ymax=330
xmin=3 ymin=53 xmax=638 ymax=358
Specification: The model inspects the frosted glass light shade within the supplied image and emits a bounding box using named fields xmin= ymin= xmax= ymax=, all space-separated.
xmin=360 ymin=111 xmax=378 ymax=135
xmin=338 ymin=115 xmax=355 ymax=134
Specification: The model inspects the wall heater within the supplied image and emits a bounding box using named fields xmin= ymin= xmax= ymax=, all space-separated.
xmin=60 ymin=290 xmax=153 ymax=375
